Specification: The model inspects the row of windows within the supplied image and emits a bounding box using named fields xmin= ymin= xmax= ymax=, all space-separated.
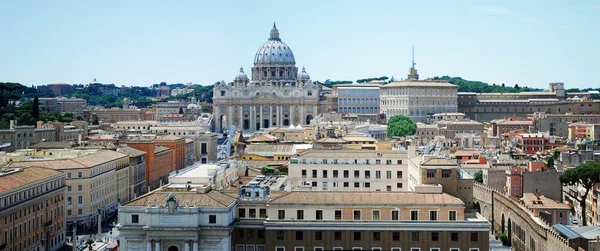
xmin=268 ymin=247 xmax=479 ymax=251
xmin=271 ymin=230 xmax=478 ymax=243
xmin=0 ymin=179 xmax=62 ymax=209
xmin=300 ymin=159 xmax=403 ymax=165
xmin=273 ymin=209 xmax=457 ymax=221
xmin=339 ymin=107 xmax=379 ymax=113
xmin=381 ymin=88 xmax=456 ymax=96
xmin=301 ymin=170 xmax=403 ymax=179
xmin=301 ymin=181 xmax=402 ymax=190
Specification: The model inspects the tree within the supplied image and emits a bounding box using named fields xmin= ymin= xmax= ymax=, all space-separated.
xmin=92 ymin=116 xmax=99 ymax=125
xmin=32 ymin=96 xmax=40 ymax=121
xmin=474 ymin=170 xmax=483 ymax=183
xmin=386 ymin=115 xmax=417 ymax=138
xmin=559 ymin=162 xmax=600 ymax=226
xmin=178 ymin=107 xmax=184 ymax=114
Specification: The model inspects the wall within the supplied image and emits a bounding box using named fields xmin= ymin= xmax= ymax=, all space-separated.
xmin=473 ymin=183 xmax=575 ymax=251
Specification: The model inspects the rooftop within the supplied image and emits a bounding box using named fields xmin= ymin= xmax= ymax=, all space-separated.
xmin=125 ymin=190 xmax=236 ymax=208
xmin=0 ymin=167 xmax=63 ymax=192
xmin=116 ymin=146 xmax=146 ymax=157
xmin=8 ymin=150 xmax=127 ymax=170
xmin=521 ymin=193 xmax=570 ymax=210
xmin=381 ymin=80 xmax=457 ymax=88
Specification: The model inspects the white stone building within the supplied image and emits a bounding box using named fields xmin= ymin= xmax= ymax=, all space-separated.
xmin=334 ymin=83 xmax=382 ymax=114
xmin=117 ymin=191 xmax=236 ymax=251
xmin=380 ymin=80 xmax=458 ymax=123
xmin=213 ymin=23 xmax=321 ymax=132
xmin=288 ymin=149 xmax=408 ymax=191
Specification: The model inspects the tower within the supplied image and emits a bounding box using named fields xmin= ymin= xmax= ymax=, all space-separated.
xmin=407 ymin=46 xmax=419 ymax=80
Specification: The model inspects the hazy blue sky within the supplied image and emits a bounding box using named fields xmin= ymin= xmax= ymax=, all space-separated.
xmin=1 ymin=1 xmax=599 ymax=89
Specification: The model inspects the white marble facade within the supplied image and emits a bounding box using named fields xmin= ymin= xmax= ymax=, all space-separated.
xmin=380 ymin=81 xmax=458 ymax=123
xmin=213 ymin=23 xmax=320 ymax=132
xmin=117 ymin=192 xmax=236 ymax=251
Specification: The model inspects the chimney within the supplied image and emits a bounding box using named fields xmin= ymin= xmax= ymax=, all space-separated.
xmin=9 ymin=120 xmax=15 ymax=130
xmin=36 ymin=121 xmax=43 ymax=129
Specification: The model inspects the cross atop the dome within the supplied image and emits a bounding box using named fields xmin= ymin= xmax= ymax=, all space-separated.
xmin=270 ymin=22 xmax=280 ymax=41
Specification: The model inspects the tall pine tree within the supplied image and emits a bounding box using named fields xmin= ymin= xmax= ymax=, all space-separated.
xmin=32 ymin=96 xmax=40 ymax=121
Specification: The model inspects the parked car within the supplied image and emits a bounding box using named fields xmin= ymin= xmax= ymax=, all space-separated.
xmin=572 ymin=218 xmax=579 ymax=225
xmin=77 ymin=243 xmax=88 ymax=251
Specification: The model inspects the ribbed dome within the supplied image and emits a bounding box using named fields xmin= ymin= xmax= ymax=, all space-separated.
xmin=298 ymin=66 xmax=310 ymax=80
xmin=253 ymin=23 xmax=296 ymax=65
xmin=235 ymin=67 xmax=249 ymax=81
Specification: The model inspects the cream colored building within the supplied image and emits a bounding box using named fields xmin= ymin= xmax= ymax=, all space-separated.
xmin=380 ymin=67 xmax=458 ymax=123
xmin=334 ymin=83 xmax=382 ymax=114
xmin=213 ymin=24 xmax=321 ymax=132
xmin=7 ymin=149 xmax=130 ymax=229
xmin=0 ymin=167 xmax=67 ymax=251
xmin=408 ymin=155 xmax=474 ymax=208
xmin=288 ymin=149 xmax=408 ymax=191
xmin=167 ymin=161 xmax=240 ymax=191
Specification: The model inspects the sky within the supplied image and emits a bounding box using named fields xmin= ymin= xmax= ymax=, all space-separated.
xmin=1 ymin=1 xmax=599 ymax=89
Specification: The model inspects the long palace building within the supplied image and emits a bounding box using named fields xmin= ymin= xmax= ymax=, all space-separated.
xmin=213 ymin=23 xmax=321 ymax=133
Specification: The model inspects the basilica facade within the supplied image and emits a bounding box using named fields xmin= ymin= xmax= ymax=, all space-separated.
xmin=213 ymin=24 xmax=321 ymax=132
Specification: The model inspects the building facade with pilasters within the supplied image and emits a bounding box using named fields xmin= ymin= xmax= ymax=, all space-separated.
xmin=213 ymin=23 xmax=321 ymax=133
xmin=117 ymin=191 xmax=236 ymax=251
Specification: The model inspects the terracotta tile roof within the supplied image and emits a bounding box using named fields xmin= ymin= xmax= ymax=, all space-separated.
xmin=246 ymin=134 xmax=279 ymax=142
xmin=521 ymin=193 xmax=570 ymax=210
xmin=124 ymin=190 xmax=236 ymax=208
xmin=0 ymin=167 xmax=62 ymax=192
xmin=30 ymin=141 xmax=74 ymax=149
xmin=270 ymin=191 xmax=464 ymax=206
xmin=244 ymin=144 xmax=295 ymax=154
xmin=116 ymin=146 xmax=146 ymax=157
xmin=8 ymin=150 xmax=127 ymax=170
xmin=155 ymin=135 xmax=185 ymax=141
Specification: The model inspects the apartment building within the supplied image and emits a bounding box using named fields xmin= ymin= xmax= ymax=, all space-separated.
xmin=534 ymin=113 xmax=600 ymax=137
xmin=490 ymin=118 xmax=534 ymax=137
xmin=127 ymin=135 xmax=173 ymax=191
xmin=288 ymin=149 xmax=408 ymax=191
xmin=84 ymin=108 xmax=142 ymax=123
xmin=7 ymin=150 xmax=130 ymax=229
xmin=155 ymin=135 xmax=186 ymax=171
xmin=116 ymin=146 xmax=147 ymax=200
xmin=234 ymin=190 xmax=490 ymax=251
xmin=117 ymin=187 xmax=489 ymax=251
xmin=408 ymin=155 xmax=474 ymax=207
xmin=0 ymin=167 xmax=67 ymax=251
xmin=39 ymin=97 xmax=87 ymax=114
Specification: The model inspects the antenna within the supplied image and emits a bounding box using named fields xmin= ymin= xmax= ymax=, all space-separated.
xmin=411 ymin=46 xmax=416 ymax=68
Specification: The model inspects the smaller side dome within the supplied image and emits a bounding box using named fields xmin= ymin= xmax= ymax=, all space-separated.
xmin=235 ymin=67 xmax=249 ymax=81
xmin=298 ymin=66 xmax=311 ymax=80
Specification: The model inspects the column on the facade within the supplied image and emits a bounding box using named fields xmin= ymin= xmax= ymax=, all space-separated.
xmin=300 ymin=105 xmax=305 ymax=125
xmin=250 ymin=105 xmax=255 ymax=131
xmin=278 ymin=105 xmax=282 ymax=126
xmin=214 ymin=106 xmax=220 ymax=132
xmin=239 ymin=106 xmax=243 ymax=130
xmin=193 ymin=241 xmax=199 ymax=251
xmin=289 ymin=104 xmax=296 ymax=126
xmin=184 ymin=241 xmax=190 ymax=251
xmin=259 ymin=105 xmax=264 ymax=129
xmin=228 ymin=106 xmax=234 ymax=129
xmin=147 ymin=241 xmax=152 ymax=251
xmin=155 ymin=241 xmax=160 ymax=251
xmin=269 ymin=105 xmax=273 ymax=127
